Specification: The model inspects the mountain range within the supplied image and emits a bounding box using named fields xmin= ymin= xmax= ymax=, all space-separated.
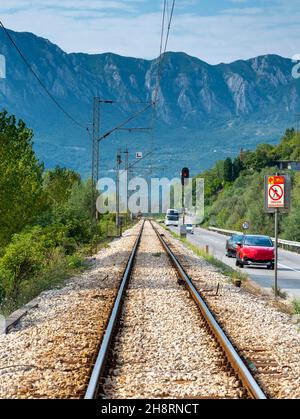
xmin=0 ymin=28 xmax=300 ymax=178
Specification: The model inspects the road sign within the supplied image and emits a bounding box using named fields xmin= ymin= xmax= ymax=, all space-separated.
xmin=264 ymin=175 xmax=291 ymax=214
xmin=242 ymin=221 xmax=250 ymax=230
xmin=136 ymin=152 xmax=143 ymax=159
xmin=264 ymin=174 xmax=291 ymax=298
xmin=267 ymin=175 xmax=285 ymax=209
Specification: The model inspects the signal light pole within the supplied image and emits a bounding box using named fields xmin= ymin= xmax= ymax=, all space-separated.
xmin=91 ymin=98 xmax=114 ymax=222
xmin=90 ymin=99 xmax=153 ymax=251
xmin=116 ymin=151 xmax=122 ymax=235
xmin=181 ymin=167 xmax=190 ymax=225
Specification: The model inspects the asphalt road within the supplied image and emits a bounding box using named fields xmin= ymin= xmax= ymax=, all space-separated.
xmin=169 ymin=226 xmax=300 ymax=300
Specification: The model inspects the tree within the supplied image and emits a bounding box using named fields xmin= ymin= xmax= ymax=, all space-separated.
xmin=44 ymin=166 xmax=81 ymax=206
xmin=253 ymin=144 xmax=275 ymax=171
xmin=0 ymin=229 xmax=44 ymax=301
xmin=232 ymin=157 xmax=244 ymax=180
xmin=0 ymin=111 xmax=44 ymax=249
xmin=223 ymin=158 xmax=233 ymax=182
xmin=282 ymin=173 xmax=300 ymax=240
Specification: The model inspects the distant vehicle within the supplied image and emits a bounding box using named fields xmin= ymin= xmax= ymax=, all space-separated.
xmin=235 ymin=235 xmax=275 ymax=270
xmin=185 ymin=223 xmax=194 ymax=234
xmin=165 ymin=209 xmax=179 ymax=227
xmin=226 ymin=234 xmax=244 ymax=258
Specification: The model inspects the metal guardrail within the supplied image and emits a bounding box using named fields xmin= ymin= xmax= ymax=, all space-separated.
xmin=208 ymin=227 xmax=300 ymax=253
xmin=151 ymin=221 xmax=267 ymax=400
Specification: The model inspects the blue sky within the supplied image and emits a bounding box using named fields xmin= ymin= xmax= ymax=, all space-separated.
xmin=0 ymin=0 xmax=300 ymax=63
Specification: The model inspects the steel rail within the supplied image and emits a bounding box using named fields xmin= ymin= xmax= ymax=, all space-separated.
xmin=84 ymin=221 xmax=145 ymax=399
xmin=150 ymin=221 xmax=267 ymax=400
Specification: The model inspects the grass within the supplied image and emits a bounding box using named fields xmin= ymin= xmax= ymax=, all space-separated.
xmin=152 ymin=252 xmax=162 ymax=258
xmin=163 ymin=226 xmax=247 ymax=285
xmin=0 ymin=228 xmax=133 ymax=317
xmin=292 ymin=299 xmax=300 ymax=315
xmin=271 ymin=286 xmax=288 ymax=300
xmin=0 ymin=251 xmax=86 ymax=316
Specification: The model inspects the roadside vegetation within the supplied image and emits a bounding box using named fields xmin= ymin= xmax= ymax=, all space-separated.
xmin=0 ymin=111 xmax=129 ymax=315
xmin=293 ymin=299 xmax=300 ymax=315
xmin=199 ymin=128 xmax=300 ymax=240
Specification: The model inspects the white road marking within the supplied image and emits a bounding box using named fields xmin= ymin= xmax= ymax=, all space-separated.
xmin=278 ymin=263 xmax=300 ymax=274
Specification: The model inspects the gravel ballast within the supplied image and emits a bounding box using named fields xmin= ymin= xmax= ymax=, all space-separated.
xmin=102 ymin=221 xmax=244 ymax=399
xmin=156 ymin=223 xmax=300 ymax=399
xmin=0 ymin=224 xmax=141 ymax=399
xmin=0 ymin=220 xmax=299 ymax=399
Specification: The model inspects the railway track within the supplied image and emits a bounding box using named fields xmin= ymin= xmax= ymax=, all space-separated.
xmin=84 ymin=220 xmax=267 ymax=400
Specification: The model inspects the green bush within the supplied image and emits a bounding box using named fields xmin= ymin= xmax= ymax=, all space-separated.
xmin=0 ymin=230 xmax=44 ymax=301
xmin=292 ymin=299 xmax=300 ymax=315
xmin=0 ymin=111 xmax=137 ymax=315
xmin=66 ymin=254 xmax=84 ymax=269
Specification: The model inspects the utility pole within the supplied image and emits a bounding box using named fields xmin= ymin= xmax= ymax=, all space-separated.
xmin=116 ymin=151 xmax=122 ymax=236
xmin=91 ymin=98 xmax=114 ymax=221
xmin=124 ymin=147 xmax=129 ymax=220
xmin=91 ymin=97 xmax=100 ymax=223
xmin=90 ymin=101 xmax=152 ymax=243
xmin=115 ymin=127 xmax=151 ymax=224
xmin=90 ymin=98 xmax=114 ymax=255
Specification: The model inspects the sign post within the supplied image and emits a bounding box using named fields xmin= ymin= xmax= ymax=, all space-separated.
xmin=264 ymin=175 xmax=291 ymax=298
xmin=274 ymin=208 xmax=279 ymax=297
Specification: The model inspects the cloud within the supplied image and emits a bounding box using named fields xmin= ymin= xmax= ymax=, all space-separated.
xmin=0 ymin=0 xmax=140 ymax=13
xmin=0 ymin=0 xmax=300 ymax=63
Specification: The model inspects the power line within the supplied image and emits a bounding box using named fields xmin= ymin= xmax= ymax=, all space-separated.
xmin=149 ymin=0 xmax=176 ymax=177
xmin=0 ymin=21 xmax=86 ymax=129
xmin=98 ymin=103 xmax=153 ymax=142
xmin=153 ymin=0 xmax=176 ymax=104
xmin=163 ymin=0 xmax=176 ymax=58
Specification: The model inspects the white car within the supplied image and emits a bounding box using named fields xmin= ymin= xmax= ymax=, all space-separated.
xmin=185 ymin=223 xmax=194 ymax=234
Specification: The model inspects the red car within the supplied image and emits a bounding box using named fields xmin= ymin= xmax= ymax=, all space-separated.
xmin=235 ymin=235 xmax=275 ymax=270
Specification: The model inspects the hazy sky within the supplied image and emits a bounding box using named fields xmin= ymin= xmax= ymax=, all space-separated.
xmin=1 ymin=0 xmax=300 ymax=63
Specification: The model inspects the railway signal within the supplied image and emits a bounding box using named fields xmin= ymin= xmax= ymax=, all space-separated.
xmin=181 ymin=167 xmax=190 ymax=186
xmin=181 ymin=167 xmax=190 ymax=226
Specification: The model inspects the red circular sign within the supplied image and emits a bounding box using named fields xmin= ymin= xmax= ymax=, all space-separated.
xmin=269 ymin=184 xmax=283 ymax=201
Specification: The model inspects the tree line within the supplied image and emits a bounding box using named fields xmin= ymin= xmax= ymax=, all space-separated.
xmin=0 ymin=111 xmax=119 ymax=314
xmin=199 ymin=128 xmax=300 ymax=239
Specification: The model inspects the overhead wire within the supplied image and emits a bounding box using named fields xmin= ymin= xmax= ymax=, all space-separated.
xmin=0 ymin=20 xmax=86 ymax=129
xmin=1 ymin=6 xmax=176 ymax=177
xmin=149 ymin=0 xmax=176 ymax=176
xmin=99 ymin=103 xmax=153 ymax=142
xmin=153 ymin=0 xmax=176 ymax=104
